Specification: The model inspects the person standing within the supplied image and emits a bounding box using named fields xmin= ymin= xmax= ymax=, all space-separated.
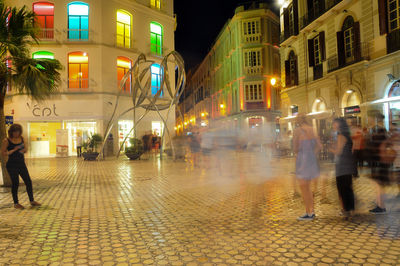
xmin=1 ymin=124 xmax=41 ymax=209
xmin=330 ymin=118 xmax=357 ymax=217
xmin=293 ymin=115 xmax=322 ymax=220
xmin=76 ymin=132 xmax=83 ymax=157
xmin=366 ymin=112 xmax=390 ymax=214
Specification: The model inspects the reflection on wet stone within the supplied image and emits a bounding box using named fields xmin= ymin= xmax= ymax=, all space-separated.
xmin=0 ymin=156 xmax=398 ymax=264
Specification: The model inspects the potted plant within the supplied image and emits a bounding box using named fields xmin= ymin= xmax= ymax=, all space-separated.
xmin=82 ymin=133 xmax=103 ymax=161
xmin=125 ymin=138 xmax=144 ymax=160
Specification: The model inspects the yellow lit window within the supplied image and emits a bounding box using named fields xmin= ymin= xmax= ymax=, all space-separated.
xmin=116 ymin=10 xmax=131 ymax=48
xmin=151 ymin=0 xmax=161 ymax=10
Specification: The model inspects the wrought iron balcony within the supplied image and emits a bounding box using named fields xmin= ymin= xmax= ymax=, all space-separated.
xmin=327 ymin=42 xmax=370 ymax=73
xmin=300 ymin=0 xmax=343 ymax=30
xmin=38 ymin=28 xmax=54 ymax=40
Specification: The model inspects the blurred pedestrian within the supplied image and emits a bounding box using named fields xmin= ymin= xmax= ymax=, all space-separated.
xmin=330 ymin=118 xmax=357 ymax=217
xmin=189 ymin=131 xmax=201 ymax=167
xmin=293 ymin=115 xmax=322 ymax=220
xmin=366 ymin=112 xmax=391 ymax=214
xmin=1 ymin=124 xmax=41 ymax=209
xmin=76 ymin=132 xmax=82 ymax=157
xmin=391 ymin=128 xmax=400 ymax=197
xmin=351 ymin=124 xmax=364 ymax=168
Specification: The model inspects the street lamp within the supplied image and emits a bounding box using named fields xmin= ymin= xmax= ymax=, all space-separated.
xmin=270 ymin=78 xmax=277 ymax=86
xmin=220 ymin=104 xmax=225 ymax=109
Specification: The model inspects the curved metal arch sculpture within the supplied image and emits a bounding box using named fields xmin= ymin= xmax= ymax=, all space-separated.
xmin=100 ymin=51 xmax=186 ymax=159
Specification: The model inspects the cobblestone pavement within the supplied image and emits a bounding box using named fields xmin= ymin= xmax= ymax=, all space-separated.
xmin=0 ymin=152 xmax=399 ymax=265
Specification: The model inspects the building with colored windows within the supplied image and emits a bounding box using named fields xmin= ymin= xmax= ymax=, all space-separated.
xmin=5 ymin=0 xmax=176 ymax=157
xmin=176 ymin=2 xmax=280 ymax=135
xmin=279 ymin=0 xmax=400 ymax=137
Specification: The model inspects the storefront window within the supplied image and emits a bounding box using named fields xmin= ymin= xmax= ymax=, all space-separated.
xmin=389 ymin=80 xmax=400 ymax=126
xmin=118 ymin=120 xmax=133 ymax=149
xmin=29 ymin=122 xmax=61 ymax=157
xmin=65 ymin=121 xmax=97 ymax=156
xmin=152 ymin=121 xmax=163 ymax=136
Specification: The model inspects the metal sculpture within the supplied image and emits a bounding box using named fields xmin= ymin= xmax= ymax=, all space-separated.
xmin=99 ymin=51 xmax=186 ymax=159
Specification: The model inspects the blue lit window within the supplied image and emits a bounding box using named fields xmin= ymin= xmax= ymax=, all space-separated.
xmin=151 ymin=64 xmax=163 ymax=96
xmin=68 ymin=2 xmax=89 ymax=40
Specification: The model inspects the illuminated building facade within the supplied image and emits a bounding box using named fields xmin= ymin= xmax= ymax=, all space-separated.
xmin=176 ymin=2 xmax=280 ymax=134
xmin=279 ymin=0 xmax=400 ymax=136
xmin=5 ymin=0 xmax=176 ymax=157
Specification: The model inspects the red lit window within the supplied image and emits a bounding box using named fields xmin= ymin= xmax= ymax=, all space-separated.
xmin=68 ymin=52 xmax=88 ymax=89
xmin=117 ymin=57 xmax=132 ymax=93
xmin=33 ymin=2 xmax=54 ymax=39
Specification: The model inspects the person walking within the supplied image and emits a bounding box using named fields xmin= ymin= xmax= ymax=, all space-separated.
xmin=330 ymin=118 xmax=357 ymax=217
xmin=293 ymin=115 xmax=322 ymax=221
xmin=1 ymin=124 xmax=41 ymax=209
xmin=76 ymin=132 xmax=83 ymax=157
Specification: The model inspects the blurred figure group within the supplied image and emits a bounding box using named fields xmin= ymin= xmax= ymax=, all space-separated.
xmin=293 ymin=112 xmax=400 ymax=220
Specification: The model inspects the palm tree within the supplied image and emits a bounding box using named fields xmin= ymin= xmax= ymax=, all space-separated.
xmin=0 ymin=0 xmax=62 ymax=186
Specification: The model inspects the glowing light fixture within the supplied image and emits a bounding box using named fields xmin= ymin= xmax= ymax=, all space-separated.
xmin=346 ymin=89 xmax=354 ymax=94
xmin=270 ymin=78 xmax=277 ymax=86
xmin=220 ymin=104 xmax=225 ymax=109
xmin=315 ymin=99 xmax=321 ymax=103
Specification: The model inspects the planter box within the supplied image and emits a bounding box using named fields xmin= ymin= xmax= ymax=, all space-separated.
xmin=126 ymin=152 xmax=143 ymax=160
xmin=82 ymin=152 xmax=99 ymax=161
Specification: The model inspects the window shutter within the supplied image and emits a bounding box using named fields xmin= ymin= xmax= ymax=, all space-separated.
xmin=294 ymin=56 xmax=299 ymax=85
xmin=353 ymin=22 xmax=361 ymax=61
xmin=293 ymin=0 xmax=299 ymax=35
xmin=283 ymin=8 xmax=289 ymax=39
xmin=308 ymin=39 xmax=315 ymax=67
xmin=285 ymin=60 xmax=290 ymax=86
xmin=319 ymin=31 xmax=326 ymax=61
xmin=336 ymin=31 xmax=345 ymax=67
xmin=378 ymin=0 xmax=388 ymax=35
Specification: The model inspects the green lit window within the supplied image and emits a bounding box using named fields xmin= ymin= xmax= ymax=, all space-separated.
xmin=116 ymin=10 xmax=131 ymax=48
xmin=388 ymin=0 xmax=400 ymax=32
xmin=150 ymin=22 xmax=163 ymax=55
xmin=33 ymin=51 xmax=55 ymax=69
xmin=150 ymin=0 xmax=161 ymax=10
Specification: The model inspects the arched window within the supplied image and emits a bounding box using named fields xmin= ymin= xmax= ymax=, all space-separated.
xmin=150 ymin=0 xmax=161 ymax=10
xmin=33 ymin=51 xmax=55 ymax=70
xmin=117 ymin=57 xmax=132 ymax=93
xmin=151 ymin=64 xmax=162 ymax=96
xmin=342 ymin=16 xmax=355 ymax=63
xmin=68 ymin=52 xmax=88 ymax=89
xmin=150 ymin=22 xmax=163 ymax=55
xmin=33 ymin=51 xmax=55 ymax=59
xmin=285 ymin=50 xmax=298 ymax=87
xmin=33 ymin=2 xmax=54 ymax=39
xmin=116 ymin=10 xmax=131 ymax=48
xmin=68 ymin=2 xmax=89 ymax=40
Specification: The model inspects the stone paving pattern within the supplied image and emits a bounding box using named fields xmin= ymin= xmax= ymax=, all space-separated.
xmin=0 ymin=152 xmax=399 ymax=265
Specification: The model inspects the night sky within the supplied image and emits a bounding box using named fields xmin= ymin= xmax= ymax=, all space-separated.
xmin=174 ymin=0 xmax=279 ymax=72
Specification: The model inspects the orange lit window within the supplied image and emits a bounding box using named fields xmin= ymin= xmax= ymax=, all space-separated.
xmin=68 ymin=52 xmax=88 ymax=89
xmin=33 ymin=2 xmax=54 ymax=39
xmin=117 ymin=56 xmax=132 ymax=93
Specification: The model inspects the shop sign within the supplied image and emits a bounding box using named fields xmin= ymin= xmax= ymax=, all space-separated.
xmin=344 ymin=105 xmax=361 ymax=115
xmin=5 ymin=116 xmax=13 ymax=125
xmin=27 ymin=103 xmax=59 ymax=117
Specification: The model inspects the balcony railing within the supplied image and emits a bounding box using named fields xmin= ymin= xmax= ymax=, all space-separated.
xmin=387 ymin=29 xmax=400 ymax=55
xmin=67 ymin=29 xmax=89 ymax=41
xmin=244 ymin=33 xmax=261 ymax=43
xmin=38 ymin=28 xmax=54 ymax=40
xmin=245 ymin=66 xmax=263 ymax=75
xmin=68 ymin=78 xmax=89 ymax=90
xmin=327 ymin=42 xmax=370 ymax=73
xmin=300 ymin=0 xmax=343 ymax=30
